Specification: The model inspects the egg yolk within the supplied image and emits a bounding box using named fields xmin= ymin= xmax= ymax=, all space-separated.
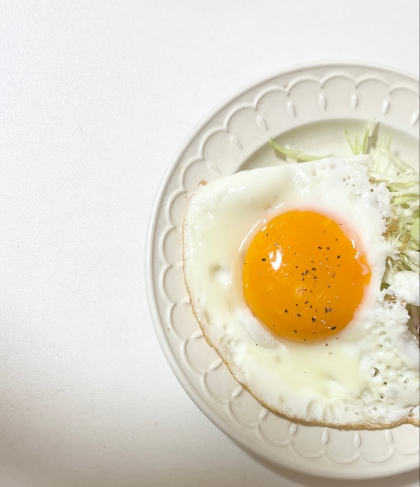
xmin=242 ymin=210 xmax=371 ymax=342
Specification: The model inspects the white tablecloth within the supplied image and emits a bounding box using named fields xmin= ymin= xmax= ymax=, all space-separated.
xmin=0 ymin=1 xmax=418 ymax=486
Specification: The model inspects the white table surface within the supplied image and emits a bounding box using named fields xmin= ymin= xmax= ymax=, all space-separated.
xmin=0 ymin=1 xmax=418 ymax=486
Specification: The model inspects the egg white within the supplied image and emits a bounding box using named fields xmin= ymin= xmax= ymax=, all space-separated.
xmin=183 ymin=156 xmax=420 ymax=427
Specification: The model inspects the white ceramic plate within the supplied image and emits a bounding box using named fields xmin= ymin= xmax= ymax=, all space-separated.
xmin=146 ymin=62 xmax=419 ymax=479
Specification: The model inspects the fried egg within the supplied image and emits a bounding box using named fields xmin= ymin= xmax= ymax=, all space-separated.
xmin=183 ymin=155 xmax=420 ymax=427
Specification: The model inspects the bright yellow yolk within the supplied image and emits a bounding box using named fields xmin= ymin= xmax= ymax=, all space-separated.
xmin=242 ymin=210 xmax=371 ymax=343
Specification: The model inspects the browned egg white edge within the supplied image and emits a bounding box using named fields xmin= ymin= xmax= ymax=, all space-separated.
xmin=182 ymin=181 xmax=420 ymax=430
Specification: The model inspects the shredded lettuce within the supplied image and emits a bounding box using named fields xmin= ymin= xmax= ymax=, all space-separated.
xmin=268 ymin=138 xmax=330 ymax=162
xmin=344 ymin=118 xmax=377 ymax=155
xmin=361 ymin=135 xmax=420 ymax=281
xmin=411 ymin=216 xmax=419 ymax=244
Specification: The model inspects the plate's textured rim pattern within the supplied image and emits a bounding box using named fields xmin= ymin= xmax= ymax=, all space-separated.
xmin=146 ymin=62 xmax=419 ymax=480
